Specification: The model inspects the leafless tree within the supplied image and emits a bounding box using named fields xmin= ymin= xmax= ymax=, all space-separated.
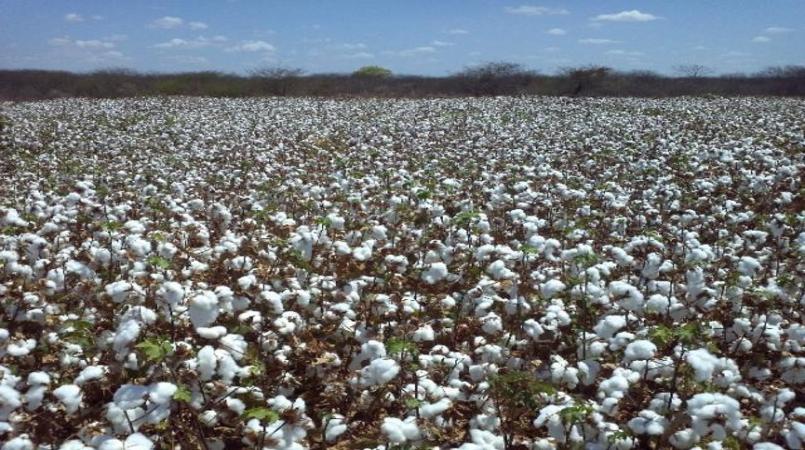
xmin=673 ymin=64 xmax=713 ymax=78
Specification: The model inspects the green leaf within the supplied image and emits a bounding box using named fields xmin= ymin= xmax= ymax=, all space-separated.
xmin=452 ymin=210 xmax=479 ymax=227
xmin=386 ymin=337 xmax=417 ymax=357
xmin=147 ymin=255 xmax=171 ymax=270
xmin=521 ymin=244 xmax=539 ymax=255
xmin=173 ymin=385 xmax=192 ymax=403
xmin=135 ymin=337 xmax=172 ymax=362
xmin=404 ymin=397 xmax=423 ymax=409
xmin=101 ymin=220 xmax=121 ymax=232
xmin=244 ymin=407 xmax=279 ymax=423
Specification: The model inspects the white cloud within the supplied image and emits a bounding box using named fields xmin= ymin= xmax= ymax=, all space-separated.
xmin=447 ymin=28 xmax=469 ymax=35
xmin=593 ymin=10 xmax=658 ymax=22
xmin=189 ymin=21 xmax=208 ymax=30
xmin=752 ymin=36 xmax=771 ymax=43
xmin=764 ymin=26 xmax=793 ymax=34
xmin=151 ymin=16 xmax=184 ymax=29
xmin=154 ymin=36 xmax=226 ymax=49
xmin=91 ymin=15 xmax=103 ymax=21
xmin=344 ymin=52 xmax=374 ymax=59
xmin=398 ymin=46 xmax=437 ymax=57
xmin=579 ymin=38 xmax=619 ymax=45
xmin=64 ymin=13 xmax=84 ymax=23
xmin=335 ymin=43 xmax=367 ymax=50
xmin=505 ymin=5 xmax=569 ymax=16
xmin=227 ymin=40 xmax=275 ymax=52
xmin=75 ymin=40 xmax=115 ymax=49
xmin=49 ymin=37 xmax=116 ymax=49
xmin=164 ymin=55 xmax=209 ymax=65
xmin=431 ymin=40 xmax=454 ymax=47
xmin=605 ymin=49 xmax=644 ymax=56
xmin=546 ymin=28 xmax=566 ymax=35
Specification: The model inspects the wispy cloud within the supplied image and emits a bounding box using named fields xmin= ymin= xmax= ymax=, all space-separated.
xmin=64 ymin=13 xmax=84 ymax=23
xmin=154 ymin=36 xmax=226 ymax=49
xmin=505 ymin=5 xmax=569 ymax=16
xmin=592 ymin=10 xmax=658 ymax=22
xmin=151 ymin=16 xmax=184 ymax=29
xmin=431 ymin=40 xmax=455 ymax=47
xmin=605 ymin=49 xmax=643 ymax=56
xmin=446 ymin=28 xmax=469 ymax=35
xmin=49 ymin=37 xmax=115 ymax=49
xmin=546 ymin=28 xmax=566 ymax=35
xmin=764 ymin=26 xmax=793 ymax=34
xmin=398 ymin=46 xmax=437 ymax=57
xmin=752 ymin=36 xmax=771 ymax=43
xmin=343 ymin=51 xmax=374 ymax=59
xmin=189 ymin=21 xmax=208 ymax=30
xmin=579 ymin=38 xmax=620 ymax=45
xmin=227 ymin=40 xmax=275 ymax=52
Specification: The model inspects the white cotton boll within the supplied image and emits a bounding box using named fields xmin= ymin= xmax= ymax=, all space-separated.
xmin=412 ymin=325 xmax=435 ymax=342
xmin=148 ymin=382 xmax=177 ymax=404
xmin=123 ymin=433 xmax=154 ymax=450
xmin=352 ymin=243 xmax=374 ymax=261
xmin=540 ymin=279 xmax=566 ymax=299
xmin=226 ymin=398 xmax=246 ymax=415
xmin=53 ymin=384 xmax=82 ymax=413
xmin=59 ymin=440 xmax=93 ymax=450
xmin=0 ymin=385 xmax=22 ymax=410
xmin=523 ymin=319 xmax=544 ymax=339
xmin=685 ymin=348 xmax=720 ymax=381
xmin=188 ymin=290 xmax=219 ymax=328
xmin=753 ymin=443 xmax=785 ymax=450
xmin=609 ymin=281 xmax=644 ymax=311
xmin=325 ymin=414 xmax=347 ymax=442
xmin=1 ymin=435 xmax=34 ymax=450
xmin=360 ymin=358 xmax=400 ymax=386
xmin=196 ymin=326 xmax=228 ymax=339
xmin=381 ymin=417 xmax=421 ymax=443
xmin=628 ymin=410 xmax=668 ymax=435
xmin=420 ymin=398 xmax=451 ymax=418
xmin=422 ymin=262 xmax=449 ymax=284
xmin=197 ymin=345 xmax=217 ymax=381
xmin=112 ymin=384 xmax=148 ymax=409
xmin=738 ymin=256 xmax=761 ymax=276
xmin=466 ymin=429 xmax=505 ymax=450
xmin=74 ymin=365 xmax=106 ymax=385
xmin=594 ymin=315 xmax=627 ymax=340
xmin=487 ymin=260 xmax=515 ymax=280
xmin=334 ymin=241 xmax=352 ymax=255
xmin=237 ymin=274 xmax=257 ymax=291
xmin=480 ymin=312 xmax=503 ymax=335
xmin=105 ymin=281 xmax=134 ymax=303
xmin=113 ymin=319 xmax=141 ymax=355
xmin=624 ymin=340 xmax=657 ymax=362
xmin=6 ymin=338 xmax=36 ymax=356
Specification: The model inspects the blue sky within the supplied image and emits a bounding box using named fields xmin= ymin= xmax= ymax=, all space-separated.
xmin=0 ymin=1 xmax=802 ymax=75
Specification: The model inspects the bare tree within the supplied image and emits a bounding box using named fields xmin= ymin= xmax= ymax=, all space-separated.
xmin=673 ymin=64 xmax=713 ymax=78
xmin=249 ymin=66 xmax=304 ymax=96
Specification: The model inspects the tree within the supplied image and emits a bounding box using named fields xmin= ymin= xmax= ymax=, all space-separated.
xmin=249 ymin=66 xmax=304 ymax=96
xmin=673 ymin=64 xmax=713 ymax=78
xmin=455 ymin=62 xmax=536 ymax=96
xmin=558 ymin=66 xmax=612 ymax=96
xmin=352 ymin=66 xmax=392 ymax=78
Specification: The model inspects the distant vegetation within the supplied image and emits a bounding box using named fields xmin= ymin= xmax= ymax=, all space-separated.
xmin=1 ymin=63 xmax=803 ymax=100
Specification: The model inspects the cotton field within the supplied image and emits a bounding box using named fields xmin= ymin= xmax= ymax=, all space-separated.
xmin=0 ymin=96 xmax=803 ymax=450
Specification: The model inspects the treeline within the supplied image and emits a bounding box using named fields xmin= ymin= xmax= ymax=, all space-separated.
xmin=1 ymin=63 xmax=804 ymax=100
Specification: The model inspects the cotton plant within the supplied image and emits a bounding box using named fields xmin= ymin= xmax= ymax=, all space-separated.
xmin=0 ymin=96 xmax=801 ymax=448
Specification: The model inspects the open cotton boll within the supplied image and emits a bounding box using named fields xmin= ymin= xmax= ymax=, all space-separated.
xmin=628 ymin=409 xmax=668 ymax=435
xmin=112 ymin=319 xmax=141 ymax=356
xmin=188 ymin=290 xmax=219 ymax=328
xmin=74 ymin=365 xmax=107 ymax=385
xmin=593 ymin=315 xmax=627 ymax=340
xmin=381 ymin=417 xmax=421 ymax=444
xmin=624 ymin=340 xmax=657 ymax=362
xmin=325 ymin=414 xmax=348 ymax=442
xmin=685 ymin=348 xmax=721 ymax=381
xmin=360 ymin=358 xmax=400 ymax=386
xmin=421 ymin=262 xmax=449 ymax=284
xmin=738 ymin=256 xmax=761 ymax=276
xmin=420 ymin=398 xmax=452 ymax=418
xmin=1 ymin=435 xmax=34 ymax=450
xmin=197 ymin=345 xmax=217 ymax=381
xmin=540 ymin=279 xmax=566 ymax=299
xmin=52 ymin=384 xmax=82 ymax=414
xmin=121 ymin=433 xmax=154 ymax=450
xmin=486 ymin=259 xmax=516 ymax=280
xmin=148 ymin=382 xmax=177 ymax=404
